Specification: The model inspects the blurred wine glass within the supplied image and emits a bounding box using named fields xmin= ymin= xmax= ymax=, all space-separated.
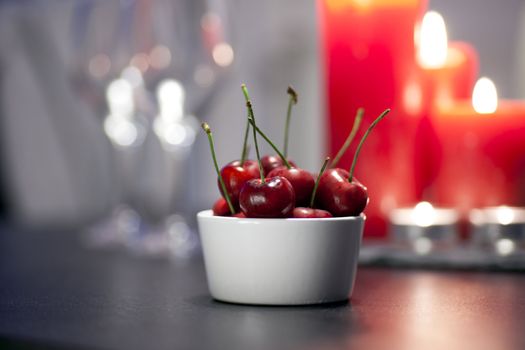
xmin=77 ymin=0 xmax=235 ymax=257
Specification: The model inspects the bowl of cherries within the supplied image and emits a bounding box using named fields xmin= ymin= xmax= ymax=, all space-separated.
xmin=197 ymin=84 xmax=390 ymax=305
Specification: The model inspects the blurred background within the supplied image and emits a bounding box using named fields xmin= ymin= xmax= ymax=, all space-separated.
xmin=0 ymin=0 xmax=525 ymax=254
xmin=0 ymin=0 xmax=323 ymax=232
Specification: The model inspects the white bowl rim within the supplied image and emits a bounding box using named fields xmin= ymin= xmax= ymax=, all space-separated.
xmin=197 ymin=209 xmax=365 ymax=222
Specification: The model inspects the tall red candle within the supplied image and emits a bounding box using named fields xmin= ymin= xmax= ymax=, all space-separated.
xmin=319 ymin=0 xmax=427 ymax=238
xmin=414 ymin=41 xmax=479 ymax=201
xmin=419 ymin=42 xmax=478 ymax=108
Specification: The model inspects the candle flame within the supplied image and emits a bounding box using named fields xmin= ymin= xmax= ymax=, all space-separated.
xmin=417 ymin=11 xmax=448 ymax=69
xmin=412 ymin=201 xmax=436 ymax=227
xmin=496 ymin=206 xmax=514 ymax=225
xmin=472 ymin=77 xmax=498 ymax=114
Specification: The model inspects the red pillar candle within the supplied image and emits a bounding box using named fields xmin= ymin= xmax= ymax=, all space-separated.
xmin=419 ymin=42 xmax=478 ymax=108
xmin=415 ymin=12 xmax=478 ymax=107
xmin=412 ymin=12 xmax=479 ymax=204
xmin=414 ymin=41 xmax=479 ymax=201
xmin=432 ymin=78 xmax=525 ymax=215
xmin=318 ymin=0 xmax=427 ymax=238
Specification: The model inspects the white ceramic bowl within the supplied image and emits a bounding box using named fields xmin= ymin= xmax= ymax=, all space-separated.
xmin=197 ymin=210 xmax=364 ymax=305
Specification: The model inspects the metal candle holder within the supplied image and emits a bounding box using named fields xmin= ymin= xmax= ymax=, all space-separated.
xmin=470 ymin=206 xmax=525 ymax=256
xmin=389 ymin=202 xmax=460 ymax=255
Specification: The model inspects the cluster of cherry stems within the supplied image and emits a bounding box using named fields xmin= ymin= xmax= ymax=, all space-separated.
xmin=202 ymin=84 xmax=390 ymax=219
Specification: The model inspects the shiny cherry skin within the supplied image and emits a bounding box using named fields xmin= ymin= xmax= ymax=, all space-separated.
xmin=267 ymin=166 xmax=315 ymax=207
xmin=316 ymin=168 xmax=368 ymax=217
xmin=212 ymin=198 xmax=245 ymax=217
xmin=261 ymin=155 xmax=296 ymax=176
xmin=292 ymin=207 xmax=333 ymax=218
xmin=225 ymin=159 xmax=260 ymax=178
xmin=212 ymin=198 xmax=231 ymax=216
xmin=239 ymin=176 xmax=295 ymax=218
xmin=219 ymin=162 xmax=259 ymax=207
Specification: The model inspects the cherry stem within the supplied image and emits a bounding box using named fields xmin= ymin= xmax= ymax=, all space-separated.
xmin=242 ymin=144 xmax=250 ymax=162
xmin=241 ymin=84 xmax=265 ymax=183
xmin=348 ymin=109 xmax=391 ymax=182
xmin=331 ymin=108 xmax=364 ymax=168
xmin=240 ymin=114 xmax=250 ymax=165
xmin=248 ymin=117 xmax=291 ymax=169
xmin=310 ymin=157 xmax=330 ymax=208
xmin=201 ymin=122 xmax=236 ymax=215
xmin=283 ymin=86 xmax=298 ymax=158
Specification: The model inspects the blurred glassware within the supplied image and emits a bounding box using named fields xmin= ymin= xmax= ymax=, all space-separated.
xmin=85 ymin=76 xmax=147 ymax=248
xmin=125 ymin=78 xmax=199 ymax=258
xmin=69 ymin=0 xmax=236 ymax=116
xmin=81 ymin=0 xmax=235 ymax=258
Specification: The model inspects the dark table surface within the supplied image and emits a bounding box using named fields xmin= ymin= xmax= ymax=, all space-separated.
xmin=1 ymin=227 xmax=525 ymax=350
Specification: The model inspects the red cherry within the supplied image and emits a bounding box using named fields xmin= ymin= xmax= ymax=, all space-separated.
xmin=212 ymin=198 xmax=247 ymax=217
xmin=316 ymin=168 xmax=368 ymax=216
xmin=239 ymin=176 xmax=295 ymax=218
xmin=212 ymin=198 xmax=231 ymax=216
xmin=293 ymin=207 xmax=333 ymax=218
xmin=267 ymin=166 xmax=315 ymax=207
xmin=219 ymin=163 xmax=258 ymax=207
xmin=226 ymin=159 xmax=260 ymax=178
xmin=316 ymin=109 xmax=389 ymax=216
xmin=261 ymin=155 xmax=296 ymax=176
